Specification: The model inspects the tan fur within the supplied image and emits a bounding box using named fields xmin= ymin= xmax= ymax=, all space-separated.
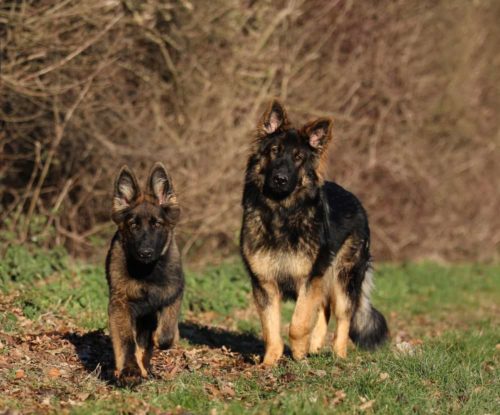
xmin=153 ymin=296 xmax=182 ymax=348
xmin=300 ymin=118 xmax=333 ymax=180
xmin=329 ymin=236 xmax=359 ymax=358
xmin=289 ymin=278 xmax=324 ymax=360
xmin=109 ymin=308 xmax=128 ymax=377
xmin=244 ymin=222 xmax=367 ymax=362
xmin=253 ymin=281 xmax=283 ymax=366
xmin=134 ymin=341 xmax=152 ymax=378
xmin=332 ymin=317 xmax=350 ymax=358
xmin=256 ymin=99 xmax=290 ymax=141
xmin=309 ymin=304 xmax=330 ymax=353
xmin=108 ymin=302 xmax=139 ymax=377
xmin=108 ymin=244 xmax=145 ymax=300
xmin=249 ymin=235 xmax=365 ymax=362
xmin=108 ymin=234 xmax=182 ymax=380
xmin=241 ymin=101 xmax=386 ymax=364
xmin=107 ymin=164 xmax=184 ymax=384
xmin=245 ymin=248 xmax=313 ymax=282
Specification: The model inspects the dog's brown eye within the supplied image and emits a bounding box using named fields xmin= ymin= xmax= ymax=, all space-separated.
xmin=294 ymin=153 xmax=303 ymax=162
xmin=128 ymin=220 xmax=139 ymax=230
xmin=152 ymin=219 xmax=163 ymax=228
xmin=270 ymin=145 xmax=279 ymax=155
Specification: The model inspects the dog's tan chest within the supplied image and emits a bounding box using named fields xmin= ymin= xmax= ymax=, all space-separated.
xmin=245 ymin=248 xmax=313 ymax=282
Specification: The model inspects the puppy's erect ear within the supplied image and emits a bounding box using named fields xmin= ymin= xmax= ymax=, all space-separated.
xmin=112 ymin=165 xmax=141 ymax=223
xmin=148 ymin=162 xmax=180 ymax=223
xmin=258 ymin=99 xmax=288 ymax=136
xmin=148 ymin=162 xmax=176 ymax=206
xmin=302 ymin=118 xmax=333 ymax=153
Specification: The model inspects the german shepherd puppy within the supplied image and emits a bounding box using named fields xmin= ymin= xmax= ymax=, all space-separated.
xmin=106 ymin=163 xmax=184 ymax=385
xmin=240 ymin=100 xmax=388 ymax=365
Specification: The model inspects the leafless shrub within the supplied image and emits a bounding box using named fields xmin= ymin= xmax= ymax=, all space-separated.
xmin=1 ymin=0 xmax=499 ymax=263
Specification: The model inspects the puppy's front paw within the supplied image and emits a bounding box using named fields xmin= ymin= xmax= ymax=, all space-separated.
xmin=115 ymin=366 xmax=143 ymax=388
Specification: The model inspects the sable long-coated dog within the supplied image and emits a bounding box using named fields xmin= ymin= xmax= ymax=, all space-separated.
xmin=240 ymin=100 xmax=388 ymax=365
xmin=106 ymin=163 xmax=184 ymax=385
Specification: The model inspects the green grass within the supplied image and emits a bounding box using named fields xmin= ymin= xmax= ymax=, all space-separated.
xmin=0 ymin=244 xmax=498 ymax=414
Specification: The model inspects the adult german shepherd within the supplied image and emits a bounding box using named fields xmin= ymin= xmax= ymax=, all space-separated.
xmin=240 ymin=100 xmax=388 ymax=365
xmin=106 ymin=163 xmax=184 ymax=385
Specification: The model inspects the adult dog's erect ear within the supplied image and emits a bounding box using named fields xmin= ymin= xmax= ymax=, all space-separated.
xmin=112 ymin=165 xmax=141 ymax=223
xmin=258 ymin=99 xmax=288 ymax=136
xmin=302 ymin=118 xmax=333 ymax=153
xmin=147 ymin=162 xmax=176 ymax=206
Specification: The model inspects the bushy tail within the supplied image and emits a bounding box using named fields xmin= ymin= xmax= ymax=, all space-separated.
xmin=349 ymin=268 xmax=389 ymax=349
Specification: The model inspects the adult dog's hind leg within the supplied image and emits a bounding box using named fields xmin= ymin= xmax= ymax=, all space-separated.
xmin=309 ymin=303 xmax=331 ymax=354
xmin=289 ymin=278 xmax=324 ymax=360
xmin=331 ymin=282 xmax=352 ymax=358
xmin=331 ymin=236 xmax=360 ymax=358
xmin=253 ymin=280 xmax=283 ymax=366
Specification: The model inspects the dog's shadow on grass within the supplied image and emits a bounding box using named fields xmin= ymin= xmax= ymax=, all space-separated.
xmin=64 ymin=321 xmax=266 ymax=379
xmin=179 ymin=321 xmax=266 ymax=362
xmin=63 ymin=330 xmax=115 ymax=382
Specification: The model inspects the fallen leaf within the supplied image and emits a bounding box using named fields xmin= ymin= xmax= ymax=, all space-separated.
xmin=205 ymin=383 xmax=220 ymax=397
xmin=331 ymin=390 xmax=346 ymax=405
xmin=281 ymin=372 xmax=296 ymax=382
xmin=15 ymin=369 xmax=25 ymax=379
xmin=495 ymin=343 xmax=500 ymax=351
xmin=220 ymin=382 xmax=235 ymax=398
xmin=359 ymin=399 xmax=375 ymax=411
xmin=379 ymin=372 xmax=390 ymax=380
xmin=482 ymin=362 xmax=495 ymax=373
xmin=313 ymin=369 xmax=327 ymax=377
xmin=395 ymin=341 xmax=416 ymax=355
xmin=47 ymin=367 xmax=61 ymax=379
xmin=77 ymin=392 xmax=90 ymax=401
xmin=67 ymin=399 xmax=84 ymax=407
xmin=163 ymin=364 xmax=181 ymax=380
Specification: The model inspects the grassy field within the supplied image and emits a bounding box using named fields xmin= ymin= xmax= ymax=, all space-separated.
xmin=0 ymin=244 xmax=499 ymax=414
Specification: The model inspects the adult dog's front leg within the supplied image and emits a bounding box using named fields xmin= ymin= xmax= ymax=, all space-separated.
xmin=252 ymin=280 xmax=283 ymax=366
xmin=289 ymin=278 xmax=323 ymax=361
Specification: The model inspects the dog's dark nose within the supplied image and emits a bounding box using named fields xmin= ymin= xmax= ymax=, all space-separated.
xmin=138 ymin=248 xmax=153 ymax=259
xmin=273 ymin=174 xmax=288 ymax=187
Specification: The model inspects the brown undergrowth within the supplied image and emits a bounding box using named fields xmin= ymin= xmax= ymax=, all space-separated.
xmin=1 ymin=0 xmax=499 ymax=263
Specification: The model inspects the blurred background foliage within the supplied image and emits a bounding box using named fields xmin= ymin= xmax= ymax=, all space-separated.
xmin=1 ymin=0 xmax=499 ymax=263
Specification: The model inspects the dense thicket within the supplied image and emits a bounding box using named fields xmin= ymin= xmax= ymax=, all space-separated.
xmin=1 ymin=0 xmax=499 ymax=262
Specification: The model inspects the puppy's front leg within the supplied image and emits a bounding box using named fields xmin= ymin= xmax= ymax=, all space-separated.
xmin=109 ymin=303 xmax=142 ymax=386
xmin=153 ymin=296 xmax=182 ymax=350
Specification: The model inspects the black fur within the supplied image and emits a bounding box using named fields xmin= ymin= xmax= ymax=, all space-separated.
xmin=106 ymin=232 xmax=184 ymax=319
xmin=106 ymin=163 xmax=184 ymax=384
xmin=349 ymin=306 xmax=389 ymax=350
xmin=240 ymin=103 xmax=388 ymax=358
